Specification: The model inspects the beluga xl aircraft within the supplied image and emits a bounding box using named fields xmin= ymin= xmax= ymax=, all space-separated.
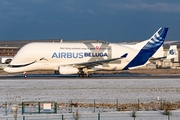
xmin=4 ymin=27 xmax=168 ymax=77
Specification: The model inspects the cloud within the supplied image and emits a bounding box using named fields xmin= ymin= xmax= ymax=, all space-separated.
xmin=106 ymin=2 xmax=180 ymax=13
xmin=1 ymin=0 xmax=12 ymax=5
xmin=22 ymin=0 xmax=48 ymax=3
xmin=64 ymin=6 xmax=75 ymax=12
xmin=87 ymin=9 xmax=96 ymax=14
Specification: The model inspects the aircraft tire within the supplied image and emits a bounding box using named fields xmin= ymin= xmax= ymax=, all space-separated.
xmin=79 ymin=73 xmax=91 ymax=78
xmin=83 ymin=74 xmax=88 ymax=78
xmin=88 ymin=74 xmax=92 ymax=78
xmin=79 ymin=74 xmax=83 ymax=77
xmin=24 ymin=75 xmax=27 ymax=78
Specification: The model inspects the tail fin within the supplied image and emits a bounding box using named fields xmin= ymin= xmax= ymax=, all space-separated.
xmin=142 ymin=27 xmax=168 ymax=51
xmin=166 ymin=45 xmax=177 ymax=59
xmin=123 ymin=27 xmax=169 ymax=70
xmin=123 ymin=27 xmax=168 ymax=51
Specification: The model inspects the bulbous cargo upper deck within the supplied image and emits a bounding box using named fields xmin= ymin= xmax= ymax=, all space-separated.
xmin=10 ymin=42 xmax=136 ymax=66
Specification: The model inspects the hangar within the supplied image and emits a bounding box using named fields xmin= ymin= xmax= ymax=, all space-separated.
xmin=162 ymin=41 xmax=180 ymax=68
xmin=0 ymin=39 xmax=61 ymax=64
xmin=0 ymin=46 xmax=19 ymax=64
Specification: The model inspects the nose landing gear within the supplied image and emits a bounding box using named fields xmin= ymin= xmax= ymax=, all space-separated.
xmin=23 ymin=72 xmax=27 ymax=78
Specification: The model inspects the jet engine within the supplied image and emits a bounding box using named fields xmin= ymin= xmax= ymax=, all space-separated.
xmin=59 ymin=66 xmax=79 ymax=75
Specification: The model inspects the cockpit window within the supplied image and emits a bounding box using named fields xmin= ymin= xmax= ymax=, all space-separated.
xmin=8 ymin=61 xmax=36 ymax=68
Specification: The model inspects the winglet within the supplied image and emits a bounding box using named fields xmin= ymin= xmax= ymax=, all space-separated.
xmin=120 ymin=53 xmax=128 ymax=59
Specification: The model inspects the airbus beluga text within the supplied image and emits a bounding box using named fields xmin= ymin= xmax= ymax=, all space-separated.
xmin=4 ymin=27 xmax=168 ymax=77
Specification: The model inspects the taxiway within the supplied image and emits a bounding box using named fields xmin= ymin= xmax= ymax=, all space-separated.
xmin=1 ymin=73 xmax=180 ymax=79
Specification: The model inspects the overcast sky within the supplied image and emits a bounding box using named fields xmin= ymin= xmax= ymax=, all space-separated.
xmin=0 ymin=0 xmax=180 ymax=42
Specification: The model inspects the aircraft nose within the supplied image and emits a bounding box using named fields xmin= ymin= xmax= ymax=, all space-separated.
xmin=3 ymin=67 xmax=9 ymax=73
xmin=3 ymin=66 xmax=13 ymax=73
xmin=3 ymin=65 xmax=23 ymax=73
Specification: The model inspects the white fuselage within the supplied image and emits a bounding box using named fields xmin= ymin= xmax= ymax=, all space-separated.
xmin=4 ymin=27 xmax=169 ymax=75
xmin=5 ymin=42 xmax=140 ymax=73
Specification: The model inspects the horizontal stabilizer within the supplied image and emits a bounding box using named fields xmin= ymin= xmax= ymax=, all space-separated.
xmin=149 ymin=56 xmax=167 ymax=62
xmin=149 ymin=45 xmax=177 ymax=63
xmin=120 ymin=53 xmax=128 ymax=58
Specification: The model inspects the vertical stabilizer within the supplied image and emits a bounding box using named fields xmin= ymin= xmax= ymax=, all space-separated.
xmin=167 ymin=45 xmax=177 ymax=59
xmin=123 ymin=27 xmax=169 ymax=70
xmin=142 ymin=27 xmax=168 ymax=51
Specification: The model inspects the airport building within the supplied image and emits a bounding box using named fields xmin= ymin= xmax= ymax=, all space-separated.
xmin=0 ymin=46 xmax=20 ymax=64
xmin=163 ymin=42 xmax=180 ymax=68
xmin=0 ymin=39 xmax=61 ymax=64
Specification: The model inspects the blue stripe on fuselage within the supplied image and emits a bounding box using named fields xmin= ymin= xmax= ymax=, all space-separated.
xmin=122 ymin=49 xmax=155 ymax=70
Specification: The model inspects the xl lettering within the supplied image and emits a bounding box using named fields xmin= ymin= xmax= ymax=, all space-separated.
xmin=84 ymin=43 xmax=112 ymax=67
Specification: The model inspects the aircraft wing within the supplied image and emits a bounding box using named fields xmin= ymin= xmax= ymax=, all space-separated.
xmin=149 ymin=55 xmax=177 ymax=63
xmin=71 ymin=53 xmax=128 ymax=68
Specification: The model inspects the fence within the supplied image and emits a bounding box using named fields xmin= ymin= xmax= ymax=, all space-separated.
xmin=0 ymin=98 xmax=179 ymax=119
xmin=0 ymin=112 xmax=179 ymax=120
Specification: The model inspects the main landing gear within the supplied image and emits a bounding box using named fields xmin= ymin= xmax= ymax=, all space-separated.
xmin=78 ymin=73 xmax=92 ymax=78
xmin=78 ymin=68 xmax=92 ymax=78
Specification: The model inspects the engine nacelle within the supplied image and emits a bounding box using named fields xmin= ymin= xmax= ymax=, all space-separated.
xmin=59 ymin=66 xmax=79 ymax=75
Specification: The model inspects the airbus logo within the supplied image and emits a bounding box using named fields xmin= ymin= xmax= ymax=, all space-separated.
xmin=95 ymin=46 xmax=99 ymax=50
xmin=52 ymin=52 xmax=108 ymax=58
